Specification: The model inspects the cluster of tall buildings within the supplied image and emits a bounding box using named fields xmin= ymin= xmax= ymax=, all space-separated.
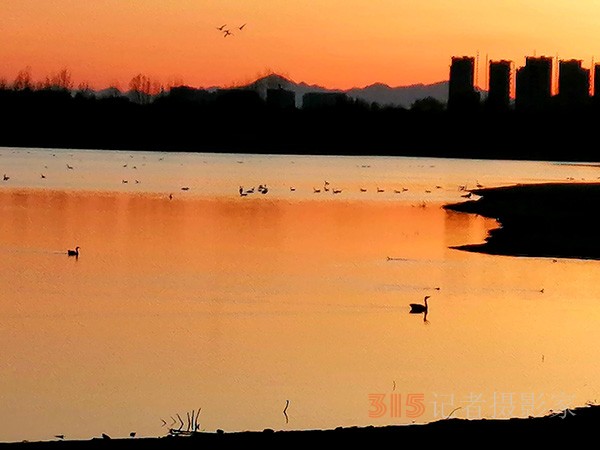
xmin=449 ymin=55 xmax=600 ymax=112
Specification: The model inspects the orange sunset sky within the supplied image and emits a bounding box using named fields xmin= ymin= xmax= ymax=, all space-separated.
xmin=1 ymin=1 xmax=599 ymax=91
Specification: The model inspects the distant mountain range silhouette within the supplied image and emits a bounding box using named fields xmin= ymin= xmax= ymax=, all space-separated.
xmin=231 ymin=74 xmax=451 ymax=108
xmin=90 ymin=73 xmax=453 ymax=109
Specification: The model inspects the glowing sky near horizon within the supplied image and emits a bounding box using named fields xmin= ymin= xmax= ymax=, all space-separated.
xmin=2 ymin=0 xmax=600 ymax=90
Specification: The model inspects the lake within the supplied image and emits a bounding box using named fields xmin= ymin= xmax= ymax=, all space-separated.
xmin=1 ymin=147 xmax=600 ymax=442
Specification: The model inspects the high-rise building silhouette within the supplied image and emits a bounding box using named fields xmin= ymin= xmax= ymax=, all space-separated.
xmin=594 ymin=64 xmax=600 ymax=102
xmin=557 ymin=59 xmax=590 ymax=107
xmin=515 ymin=56 xmax=553 ymax=111
xmin=448 ymin=56 xmax=480 ymax=111
xmin=486 ymin=60 xmax=512 ymax=111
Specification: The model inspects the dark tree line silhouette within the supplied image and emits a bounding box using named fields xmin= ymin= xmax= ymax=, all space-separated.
xmin=2 ymin=70 xmax=600 ymax=161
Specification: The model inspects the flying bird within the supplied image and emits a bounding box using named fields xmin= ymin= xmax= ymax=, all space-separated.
xmin=2 ymin=174 xmax=9 ymax=181
xmin=238 ymin=23 xmax=246 ymax=30
xmin=409 ymin=295 xmax=430 ymax=314
xmin=217 ymin=24 xmax=227 ymax=31
xmin=223 ymin=29 xmax=233 ymax=37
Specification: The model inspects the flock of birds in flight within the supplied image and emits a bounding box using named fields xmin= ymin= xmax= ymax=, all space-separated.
xmin=217 ymin=23 xmax=246 ymax=37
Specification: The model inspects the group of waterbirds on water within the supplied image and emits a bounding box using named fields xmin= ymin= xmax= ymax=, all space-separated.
xmin=235 ymin=180 xmax=443 ymax=197
xmin=239 ymin=184 xmax=269 ymax=196
xmin=233 ymin=180 xmax=487 ymax=198
xmin=310 ymin=180 xmax=412 ymax=195
xmin=0 ymin=153 xmax=198 ymax=196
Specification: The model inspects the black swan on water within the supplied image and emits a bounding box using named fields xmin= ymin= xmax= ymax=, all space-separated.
xmin=410 ymin=295 xmax=430 ymax=313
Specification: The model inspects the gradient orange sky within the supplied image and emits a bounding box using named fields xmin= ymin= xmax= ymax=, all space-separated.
xmin=2 ymin=1 xmax=599 ymax=90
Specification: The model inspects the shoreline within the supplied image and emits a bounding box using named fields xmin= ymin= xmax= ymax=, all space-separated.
xmin=2 ymin=404 xmax=599 ymax=447
xmin=443 ymin=182 xmax=600 ymax=260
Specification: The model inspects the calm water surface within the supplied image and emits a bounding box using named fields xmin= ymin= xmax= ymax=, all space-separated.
xmin=1 ymin=147 xmax=600 ymax=442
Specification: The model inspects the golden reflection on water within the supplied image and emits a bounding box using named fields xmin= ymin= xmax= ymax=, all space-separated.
xmin=1 ymin=189 xmax=600 ymax=442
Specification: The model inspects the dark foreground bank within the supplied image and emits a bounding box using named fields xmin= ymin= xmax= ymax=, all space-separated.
xmin=443 ymin=182 xmax=600 ymax=260
xmin=1 ymin=405 xmax=598 ymax=448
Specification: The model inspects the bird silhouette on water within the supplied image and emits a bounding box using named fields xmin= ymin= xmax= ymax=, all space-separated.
xmin=409 ymin=295 xmax=430 ymax=314
xmin=410 ymin=296 xmax=430 ymax=324
xmin=67 ymin=246 xmax=80 ymax=257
